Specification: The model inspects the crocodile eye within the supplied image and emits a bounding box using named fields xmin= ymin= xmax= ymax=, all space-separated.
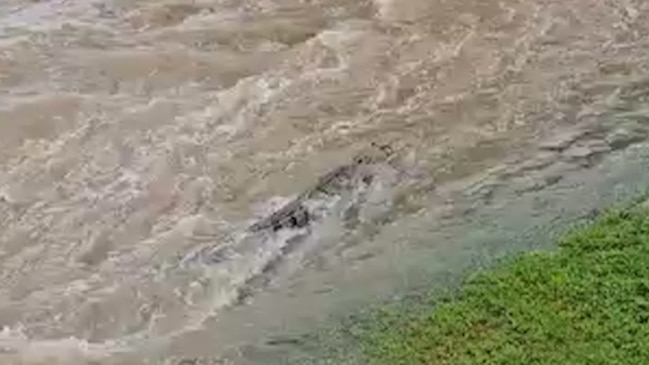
xmin=354 ymin=155 xmax=369 ymax=164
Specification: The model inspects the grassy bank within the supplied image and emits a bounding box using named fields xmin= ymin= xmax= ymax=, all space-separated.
xmin=362 ymin=207 xmax=649 ymax=364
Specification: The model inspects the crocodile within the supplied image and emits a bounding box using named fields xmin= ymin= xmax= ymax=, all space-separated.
xmin=247 ymin=143 xmax=394 ymax=233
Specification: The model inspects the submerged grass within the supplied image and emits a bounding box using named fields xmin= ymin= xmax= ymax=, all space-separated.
xmin=362 ymin=207 xmax=649 ymax=364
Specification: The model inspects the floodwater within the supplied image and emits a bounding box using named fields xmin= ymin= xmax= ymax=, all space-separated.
xmin=1 ymin=0 xmax=649 ymax=364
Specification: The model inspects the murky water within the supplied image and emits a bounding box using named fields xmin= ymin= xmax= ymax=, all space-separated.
xmin=1 ymin=0 xmax=649 ymax=363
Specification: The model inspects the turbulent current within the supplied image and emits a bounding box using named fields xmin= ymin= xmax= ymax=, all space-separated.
xmin=1 ymin=0 xmax=649 ymax=364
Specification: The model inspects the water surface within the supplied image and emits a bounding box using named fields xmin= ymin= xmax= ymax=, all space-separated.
xmin=1 ymin=0 xmax=649 ymax=363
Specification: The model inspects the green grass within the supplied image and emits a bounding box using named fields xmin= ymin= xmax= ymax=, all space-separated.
xmin=362 ymin=208 xmax=649 ymax=364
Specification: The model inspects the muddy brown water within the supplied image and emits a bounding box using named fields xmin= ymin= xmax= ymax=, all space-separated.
xmin=1 ymin=0 xmax=649 ymax=364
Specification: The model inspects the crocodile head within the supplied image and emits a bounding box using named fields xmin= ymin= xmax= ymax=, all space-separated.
xmin=352 ymin=142 xmax=395 ymax=165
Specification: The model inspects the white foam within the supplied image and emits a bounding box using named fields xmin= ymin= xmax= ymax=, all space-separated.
xmin=0 ymin=325 xmax=121 ymax=364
